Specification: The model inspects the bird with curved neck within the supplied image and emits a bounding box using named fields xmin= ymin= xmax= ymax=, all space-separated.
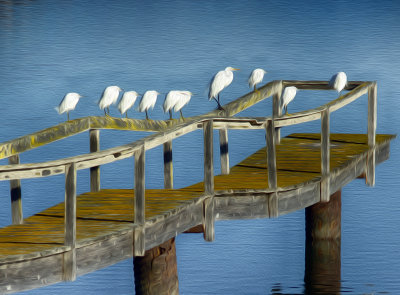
xmin=209 ymin=66 xmax=239 ymax=109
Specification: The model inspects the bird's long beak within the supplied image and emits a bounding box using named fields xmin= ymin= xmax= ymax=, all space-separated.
xmin=233 ymin=68 xmax=240 ymax=71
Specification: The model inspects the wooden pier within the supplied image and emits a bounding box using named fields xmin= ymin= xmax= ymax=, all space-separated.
xmin=0 ymin=80 xmax=395 ymax=294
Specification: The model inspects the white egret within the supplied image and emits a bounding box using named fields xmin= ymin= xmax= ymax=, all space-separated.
xmin=164 ymin=90 xmax=193 ymax=119
xmin=118 ymin=91 xmax=140 ymax=118
xmin=248 ymin=68 xmax=267 ymax=91
xmin=98 ymin=85 xmax=123 ymax=116
xmin=329 ymin=72 xmax=347 ymax=97
xmin=139 ymin=90 xmax=160 ymax=120
xmin=55 ymin=92 xmax=83 ymax=121
xmin=209 ymin=66 xmax=240 ymax=109
xmin=281 ymin=86 xmax=297 ymax=115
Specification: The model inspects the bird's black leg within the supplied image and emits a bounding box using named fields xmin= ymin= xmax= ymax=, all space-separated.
xmin=104 ymin=109 xmax=107 ymax=116
xmin=285 ymin=106 xmax=288 ymax=115
xmin=213 ymin=97 xmax=223 ymax=110
xmin=125 ymin=112 xmax=128 ymax=119
xmin=67 ymin=112 xmax=70 ymax=121
xmin=145 ymin=110 xmax=149 ymax=120
xmin=169 ymin=110 xmax=172 ymax=120
xmin=180 ymin=110 xmax=184 ymax=119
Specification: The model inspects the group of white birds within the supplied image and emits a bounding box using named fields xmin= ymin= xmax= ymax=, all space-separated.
xmin=55 ymin=67 xmax=348 ymax=121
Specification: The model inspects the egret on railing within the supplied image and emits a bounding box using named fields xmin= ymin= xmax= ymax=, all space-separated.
xmin=98 ymin=85 xmax=123 ymax=116
xmin=209 ymin=66 xmax=239 ymax=109
xmin=248 ymin=68 xmax=267 ymax=91
xmin=139 ymin=90 xmax=160 ymax=120
xmin=329 ymin=72 xmax=347 ymax=97
xmin=118 ymin=91 xmax=140 ymax=118
xmin=55 ymin=92 xmax=83 ymax=121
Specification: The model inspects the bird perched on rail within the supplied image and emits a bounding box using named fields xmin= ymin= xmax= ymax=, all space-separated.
xmin=98 ymin=85 xmax=123 ymax=116
xmin=329 ymin=72 xmax=347 ymax=97
xmin=118 ymin=91 xmax=140 ymax=118
xmin=163 ymin=90 xmax=193 ymax=119
xmin=209 ymin=66 xmax=240 ymax=109
xmin=55 ymin=92 xmax=83 ymax=121
xmin=139 ymin=90 xmax=160 ymax=120
xmin=248 ymin=68 xmax=267 ymax=91
xmin=281 ymin=86 xmax=297 ymax=115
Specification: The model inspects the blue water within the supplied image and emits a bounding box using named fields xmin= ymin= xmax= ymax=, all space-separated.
xmin=0 ymin=0 xmax=399 ymax=294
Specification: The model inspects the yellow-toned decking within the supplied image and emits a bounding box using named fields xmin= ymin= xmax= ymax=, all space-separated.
xmin=0 ymin=133 xmax=394 ymax=262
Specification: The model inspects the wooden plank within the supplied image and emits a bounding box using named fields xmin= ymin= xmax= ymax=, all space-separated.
xmin=63 ymin=162 xmax=76 ymax=281
xmin=366 ymin=82 xmax=377 ymax=186
xmin=163 ymin=141 xmax=173 ymax=189
xmin=265 ymin=120 xmax=277 ymax=189
xmin=203 ymin=120 xmax=214 ymax=195
xmin=268 ymin=192 xmax=278 ymax=218
xmin=219 ymin=128 xmax=230 ymax=175
xmin=283 ymin=80 xmax=364 ymax=90
xmin=321 ymin=108 xmax=330 ymax=202
xmin=273 ymin=80 xmax=283 ymax=143
xmin=89 ymin=129 xmax=100 ymax=192
xmin=8 ymin=155 xmax=23 ymax=225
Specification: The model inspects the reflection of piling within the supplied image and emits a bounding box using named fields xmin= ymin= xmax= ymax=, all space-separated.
xmin=304 ymin=190 xmax=341 ymax=294
xmin=134 ymin=238 xmax=179 ymax=295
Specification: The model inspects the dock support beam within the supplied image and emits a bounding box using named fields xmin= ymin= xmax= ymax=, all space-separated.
xmin=134 ymin=237 xmax=179 ymax=295
xmin=272 ymin=80 xmax=283 ymax=144
xmin=163 ymin=141 xmax=173 ymax=189
xmin=64 ymin=162 xmax=77 ymax=281
xmin=203 ymin=120 xmax=215 ymax=242
xmin=321 ymin=107 xmax=330 ymax=202
xmin=9 ymin=155 xmax=23 ymax=225
xmin=219 ymin=128 xmax=230 ymax=175
xmin=90 ymin=129 xmax=100 ymax=192
xmin=366 ymin=82 xmax=377 ymax=186
xmin=134 ymin=145 xmax=146 ymax=256
xmin=265 ymin=119 xmax=277 ymax=189
xmin=305 ymin=190 xmax=341 ymax=293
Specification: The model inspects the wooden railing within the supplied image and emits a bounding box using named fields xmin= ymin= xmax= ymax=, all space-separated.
xmin=0 ymin=80 xmax=377 ymax=276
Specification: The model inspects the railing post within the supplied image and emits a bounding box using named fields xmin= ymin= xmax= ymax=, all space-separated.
xmin=163 ymin=140 xmax=173 ymax=189
xmin=90 ymin=129 xmax=100 ymax=192
xmin=219 ymin=128 xmax=230 ymax=175
xmin=134 ymin=145 xmax=146 ymax=256
xmin=367 ymin=82 xmax=377 ymax=186
xmin=64 ymin=162 xmax=77 ymax=281
xmin=321 ymin=107 xmax=330 ymax=202
xmin=273 ymin=80 xmax=283 ymax=144
xmin=203 ymin=120 xmax=215 ymax=242
xmin=265 ymin=119 xmax=277 ymax=190
xmin=8 ymin=155 xmax=23 ymax=225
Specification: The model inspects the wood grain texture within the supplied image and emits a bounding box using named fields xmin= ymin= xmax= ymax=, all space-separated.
xmin=203 ymin=120 xmax=214 ymax=195
xmin=367 ymin=82 xmax=377 ymax=186
xmin=265 ymin=120 xmax=277 ymax=189
xmin=272 ymin=80 xmax=283 ymax=143
xmin=320 ymin=108 xmax=330 ymax=202
xmin=163 ymin=141 xmax=173 ymax=189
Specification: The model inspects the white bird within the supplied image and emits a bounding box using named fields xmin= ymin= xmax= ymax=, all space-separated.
xmin=55 ymin=92 xmax=83 ymax=121
xmin=98 ymin=85 xmax=123 ymax=116
xmin=329 ymin=72 xmax=347 ymax=97
xmin=281 ymin=86 xmax=297 ymax=115
xmin=248 ymin=68 xmax=267 ymax=91
xmin=139 ymin=90 xmax=160 ymax=120
xmin=118 ymin=91 xmax=140 ymax=118
xmin=164 ymin=90 xmax=193 ymax=119
xmin=209 ymin=66 xmax=240 ymax=109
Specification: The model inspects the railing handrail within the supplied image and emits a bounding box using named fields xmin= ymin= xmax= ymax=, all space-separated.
xmin=0 ymin=81 xmax=375 ymax=181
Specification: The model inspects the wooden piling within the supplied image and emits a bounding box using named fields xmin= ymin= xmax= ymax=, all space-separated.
xmin=305 ymin=190 xmax=341 ymax=293
xmin=90 ymin=129 xmax=100 ymax=192
xmin=134 ymin=238 xmax=179 ymax=295
xmin=203 ymin=120 xmax=214 ymax=195
xmin=272 ymin=80 xmax=283 ymax=144
xmin=366 ymin=82 xmax=377 ymax=186
xmin=63 ymin=162 xmax=77 ymax=281
xmin=321 ymin=107 xmax=330 ymax=202
xmin=8 ymin=154 xmax=23 ymax=224
xmin=163 ymin=141 xmax=173 ymax=189
xmin=265 ymin=119 xmax=277 ymax=189
xmin=134 ymin=145 xmax=146 ymax=256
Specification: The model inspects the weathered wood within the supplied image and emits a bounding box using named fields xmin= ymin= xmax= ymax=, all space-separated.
xmin=268 ymin=192 xmax=278 ymax=218
xmin=163 ymin=141 xmax=173 ymax=189
xmin=283 ymin=80 xmax=363 ymax=90
xmin=203 ymin=120 xmax=214 ymax=195
xmin=219 ymin=128 xmax=230 ymax=175
xmin=8 ymin=155 xmax=23 ymax=224
xmin=203 ymin=197 xmax=215 ymax=242
xmin=321 ymin=108 xmax=330 ymax=202
xmin=272 ymin=80 xmax=283 ymax=143
xmin=134 ymin=145 xmax=146 ymax=256
xmin=366 ymin=82 xmax=377 ymax=186
xmin=134 ymin=238 xmax=179 ymax=295
xmin=64 ymin=162 xmax=77 ymax=281
xmin=265 ymin=119 xmax=277 ymax=189
xmin=89 ymin=129 xmax=100 ymax=192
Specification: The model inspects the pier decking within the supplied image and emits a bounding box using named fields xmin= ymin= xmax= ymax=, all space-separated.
xmin=0 ymin=80 xmax=395 ymax=294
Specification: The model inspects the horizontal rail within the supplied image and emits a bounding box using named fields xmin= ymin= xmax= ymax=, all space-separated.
xmin=283 ymin=80 xmax=364 ymax=90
